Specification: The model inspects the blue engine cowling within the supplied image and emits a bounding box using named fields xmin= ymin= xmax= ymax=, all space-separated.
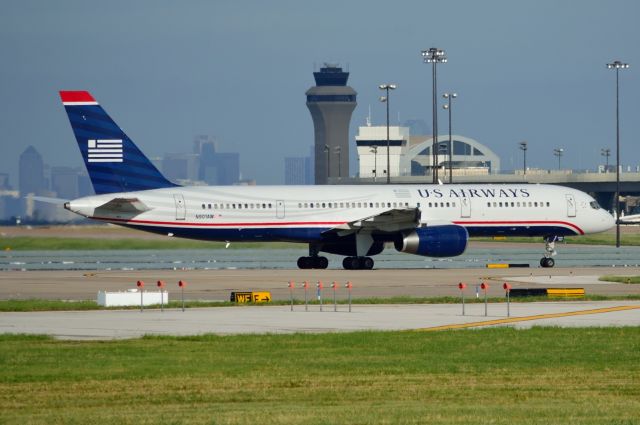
xmin=394 ymin=225 xmax=468 ymax=257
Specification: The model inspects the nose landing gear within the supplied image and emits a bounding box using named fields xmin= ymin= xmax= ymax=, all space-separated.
xmin=540 ymin=236 xmax=562 ymax=268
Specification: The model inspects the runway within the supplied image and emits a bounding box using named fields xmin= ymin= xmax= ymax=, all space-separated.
xmin=1 ymin=266 xmax=639 ymax=300
xmin=1 ymin=301 xmax=638 ymax=340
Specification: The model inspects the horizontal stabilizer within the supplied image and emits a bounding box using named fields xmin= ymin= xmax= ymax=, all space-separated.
xmin=96 ymin=198 xmax=150 ymax=214
xmin=29 ymin=196 xmax=70 ymax=205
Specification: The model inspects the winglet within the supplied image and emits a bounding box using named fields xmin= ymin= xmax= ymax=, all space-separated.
xmin=59 ymin=91 xmax=98 ymax=105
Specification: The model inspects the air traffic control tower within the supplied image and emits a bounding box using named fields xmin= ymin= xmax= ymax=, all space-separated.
xmin=306 ymin=64 xmax=357 ymax=184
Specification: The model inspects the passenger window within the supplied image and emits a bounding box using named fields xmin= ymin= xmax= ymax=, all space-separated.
xmin=546 ymin=202 xmax=550 ymax=207
xmin=201 ymin=204 xmax=205 ymax=209
xmin=487 ymin=202 xmax=491 ymax=207
xmin=428 ymin=202 xmax=432 ymax=208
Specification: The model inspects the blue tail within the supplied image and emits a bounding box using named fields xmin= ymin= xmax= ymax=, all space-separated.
xmin=59 ymin=91 xmax=177 ymax=194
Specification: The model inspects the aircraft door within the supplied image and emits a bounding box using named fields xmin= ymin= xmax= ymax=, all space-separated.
xmin=276 ymin=200 xmax=285 ymax=219
xmin=566 ymin=194 xmax=576 ymax=217
xmin=174 ymin=194 xmax=186 ymax=220
xmin=460 ymin=197 xmax=471 ymax=218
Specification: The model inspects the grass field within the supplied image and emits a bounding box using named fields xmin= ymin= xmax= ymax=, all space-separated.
xmin=1 ymin=328 xmax=639 ymax=424
xmin=1 ymin=237 xmax=299 ymax=251
xmin=599 ymin=275 xmax=640 ymax=284
xmin=3 ymin=232 xmax=640 ymax=250
xmin=3 ymin=294 xmax=640 ymax=312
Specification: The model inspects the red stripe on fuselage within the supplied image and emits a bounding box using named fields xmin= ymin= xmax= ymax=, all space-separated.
xmin=91 ymin=216 xmax=347 ymax=227
xmin=452 ymin=220 xmax=584 ymax=235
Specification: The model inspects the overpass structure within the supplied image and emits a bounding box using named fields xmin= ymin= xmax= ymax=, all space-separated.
xmin=342 ymin=170 xmax=640 ymax=213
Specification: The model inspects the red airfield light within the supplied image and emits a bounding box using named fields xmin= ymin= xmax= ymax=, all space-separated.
xmin=178 ymin=280 xmax=186 ymax=288
xmin=480 ymin=282 xmax=489 ymax=291
xmin=458 ymin=282 xmax=467 ymax=290
xmin=136 ymin=280 xmax=144 ymax=288
xmin=503 ymin=283 xmax=512 ymax=292
xmin=157 ymin=280 xmax=165 ymax=288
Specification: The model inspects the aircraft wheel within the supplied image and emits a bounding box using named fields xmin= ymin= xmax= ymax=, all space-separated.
xmin=316 ymin=256 xmax=329 ymax=269
xmin=297 ymin=256 xmax=311 ymax=269
xmin=362 ymin=257 xmax=374 ymax=270
xmin=342 ymin=257 xmax=352 ymax=270
xmin=540 ymin=257 xmax=555 ymax=268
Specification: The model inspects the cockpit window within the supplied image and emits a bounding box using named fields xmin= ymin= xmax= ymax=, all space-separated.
xmin=590 ymin=201 xmax=600 ymax=210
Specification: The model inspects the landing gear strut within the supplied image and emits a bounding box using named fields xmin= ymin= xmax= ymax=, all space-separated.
xmin=342 ymin=256 xmax=374 ymax=270
xmin=297 ymin=244 xmax=328 ymax=269
xmin=540 ymin=236 xmax=560 ymax=268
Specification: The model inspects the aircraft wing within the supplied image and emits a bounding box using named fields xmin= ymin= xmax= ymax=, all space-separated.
xmin=619 ymin=213 xmax=640 ymax=224
xmin=95 ymin=198 xmax=151 ymax=214
xmin=323 ymin=207 xmax=421 ymax=236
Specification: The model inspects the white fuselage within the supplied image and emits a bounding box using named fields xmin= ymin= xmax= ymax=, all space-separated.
xmin=66 ymin=184 xmax=614 ymax=242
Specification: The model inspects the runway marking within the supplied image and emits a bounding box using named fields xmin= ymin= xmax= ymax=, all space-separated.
xmin=415 ymin=305 xmax=640 ymax=331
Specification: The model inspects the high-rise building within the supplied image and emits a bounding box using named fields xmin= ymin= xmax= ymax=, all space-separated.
xmin=197 ymin=140 xmax=240 ymax=186
xmin=51 ymin=166 xmax=81 ymax=199
xmin=284 ymin=157 xmax=311 ymax=185
xmin=162 ymin=153 xmax=200 ymax=183
xmin=306 ymin=64 xmax=357 ymax=184
xmin=19 ymin=146 xmax=45 ymax=197
xmin=0 ymin=173 xmax=11 ymax=190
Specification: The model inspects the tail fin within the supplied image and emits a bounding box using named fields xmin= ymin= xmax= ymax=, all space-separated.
xmin=59 ymin=91 xmax=177 ymax=194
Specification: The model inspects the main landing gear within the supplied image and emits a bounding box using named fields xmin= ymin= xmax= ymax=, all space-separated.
xmin=297 ymin=256 xmax=328 ymax=269
xmin=342 ymin=256 xmax=374 ymax=270
xmin=540 ymin=236 xmax=561 ymax=268
xmin=297 ymin=244 xmax=328 ymax=269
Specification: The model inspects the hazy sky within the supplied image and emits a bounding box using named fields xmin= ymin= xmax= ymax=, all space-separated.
xmin=1 ymin=0 xmax=638 ymax=185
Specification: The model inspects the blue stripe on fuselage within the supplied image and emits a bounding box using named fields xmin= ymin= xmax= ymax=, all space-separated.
xmin=114 ymin=223 xmax=579 ymax=243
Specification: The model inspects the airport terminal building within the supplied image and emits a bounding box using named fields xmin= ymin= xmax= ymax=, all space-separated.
xmin=356 ymin=124 xmax=500 ymax=180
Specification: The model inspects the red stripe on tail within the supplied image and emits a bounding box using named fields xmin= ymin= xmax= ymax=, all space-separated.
xmin=59 ymin=91 xmax=96 ymax=103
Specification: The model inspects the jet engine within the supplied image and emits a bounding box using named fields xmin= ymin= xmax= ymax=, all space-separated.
xmin=394 ymin=225 xmax=468 ymax=258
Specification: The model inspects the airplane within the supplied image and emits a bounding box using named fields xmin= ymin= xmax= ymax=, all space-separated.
xmin=58 ymin=90 xmax=615 ymax=269
xmin=616 ymin=211 xmax=640 ymax=225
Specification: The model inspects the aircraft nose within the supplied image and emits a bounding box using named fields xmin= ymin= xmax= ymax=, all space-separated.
xmin=603 ymin=211 xmax=616 ymax=231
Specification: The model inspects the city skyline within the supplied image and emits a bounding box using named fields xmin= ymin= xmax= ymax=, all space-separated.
xmin=0 ymin=1 xmax=638 ymax=187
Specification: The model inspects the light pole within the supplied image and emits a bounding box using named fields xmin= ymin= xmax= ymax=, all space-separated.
xmin=553 ymin=148 xmax=564 ymax=170
xmin=601 ymin=148 xmax=611 ymax=172
xmin=519 ymin=141 xmax=528 ymax=176
xmin=323 ymin=144 xmax=330 ymax=183
xmin=438 ymin=143 xmax=447 ymax=182
xmin=370 ymin=146 xmax=378 ymax=182
xmin=334 ymin=146 xmax=341 ymax=178
xmin=379 ymin=84 xmax=396 ymax=184
xmin=607 ymin=60 xmax=629 ymax=248
xmin=442 ymin=92 xmax=457 ymax=183
xmin=422 ymin=47 xmax=447 ymax=184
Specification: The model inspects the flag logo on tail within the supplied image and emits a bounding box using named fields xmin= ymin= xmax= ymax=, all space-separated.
xmin=87 ymin=139 xmax=123 ymax=163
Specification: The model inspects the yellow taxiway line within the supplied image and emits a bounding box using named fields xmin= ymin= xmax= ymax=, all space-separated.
xmin=416 ymin=304 xmax=640 ymax=331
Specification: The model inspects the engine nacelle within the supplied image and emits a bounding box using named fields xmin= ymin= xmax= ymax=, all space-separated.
xmin=394 ymin=225 xmax=468 ymax=258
